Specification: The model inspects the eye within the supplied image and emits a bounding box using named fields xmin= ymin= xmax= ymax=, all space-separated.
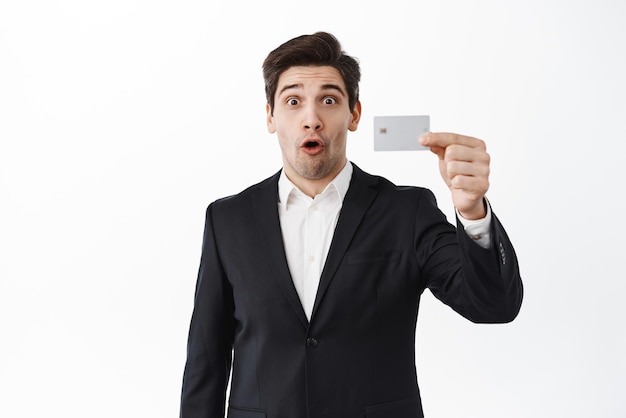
xmin=287 ymin=98 xmax=299 ymax=106
xmin=323 ymin=97 xmax=337 ymax=105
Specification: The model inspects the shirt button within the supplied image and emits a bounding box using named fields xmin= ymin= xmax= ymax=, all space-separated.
xmin=306 ymin=337 xmax=318 ymax=348
xmin=308 ymin=255 xmax=315 ymax=262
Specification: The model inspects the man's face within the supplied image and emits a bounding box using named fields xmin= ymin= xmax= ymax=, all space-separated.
xmin=267 ymin=65 xmax=361 ymax=192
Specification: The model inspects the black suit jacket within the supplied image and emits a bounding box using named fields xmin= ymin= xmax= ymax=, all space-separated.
xmin=180 ymin=163 xmax=523 ymax=418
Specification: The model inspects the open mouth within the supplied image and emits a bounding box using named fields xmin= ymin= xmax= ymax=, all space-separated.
xmin=301 ymin=138 xmax=324 ymax=148
xmin=300 ymin=138 xmax=325 ymax=155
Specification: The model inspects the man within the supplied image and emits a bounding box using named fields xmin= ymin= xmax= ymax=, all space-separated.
xmin=180 ymin=32 xmax=523 ymax=418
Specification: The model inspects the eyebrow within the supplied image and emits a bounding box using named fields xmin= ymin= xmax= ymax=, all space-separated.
xmin=278 ymin=83 xmax=346 ymax=97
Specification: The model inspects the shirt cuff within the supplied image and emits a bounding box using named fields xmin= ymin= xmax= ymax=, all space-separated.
xmin=456 ymin=199 xmax=492 ymax=249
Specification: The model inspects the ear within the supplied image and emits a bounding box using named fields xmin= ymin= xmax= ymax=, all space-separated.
xmin=348 ymin=101 xmax=362 ymax=132
xmin=266 ymin=103 xmax=276 ymax=133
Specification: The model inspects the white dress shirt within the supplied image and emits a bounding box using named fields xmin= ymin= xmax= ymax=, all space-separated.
xmin=277 ymin=161 xmax=491 ymax=320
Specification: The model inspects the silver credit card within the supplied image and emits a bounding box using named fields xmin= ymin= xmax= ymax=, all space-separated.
xmin=373 ymin=115 xmax=430 ymax=151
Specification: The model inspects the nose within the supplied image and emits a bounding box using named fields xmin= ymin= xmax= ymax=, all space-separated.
xmin=303 ymin=105 xmax=323 ymax=131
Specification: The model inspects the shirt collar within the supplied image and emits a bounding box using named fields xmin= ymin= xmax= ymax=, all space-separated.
xmin=278 ymin=161 xmax=353 ymax=210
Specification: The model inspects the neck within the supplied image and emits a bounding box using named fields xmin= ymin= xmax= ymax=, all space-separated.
xmin=296 ymin=179 xmax=331 ymax=199
xmin=284 ymin=160 xmax=347 ymax=198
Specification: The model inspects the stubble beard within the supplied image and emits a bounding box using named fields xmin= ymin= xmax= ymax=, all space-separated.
xmin=291 ymin=152 xmax=343 ymax=181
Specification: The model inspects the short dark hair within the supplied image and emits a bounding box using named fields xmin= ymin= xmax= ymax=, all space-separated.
xmin=262 ymin=32 xmax=361 ymax=114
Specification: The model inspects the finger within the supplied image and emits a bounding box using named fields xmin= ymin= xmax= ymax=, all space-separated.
xmin=449 ymin=174 xmax=489 ymax=196
xmin=444 ymin=144 xmax=491 ymax=165
xmin=446 ymin=160 xmax=490 ymax=180
xmin=428 ymin=145 xmax=446 ymax=160
xmin=420 ymin=132 xmax=485 ymax=150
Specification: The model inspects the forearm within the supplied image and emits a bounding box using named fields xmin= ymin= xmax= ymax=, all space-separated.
xmin=418 ymin=194 xmax=523 ymax=323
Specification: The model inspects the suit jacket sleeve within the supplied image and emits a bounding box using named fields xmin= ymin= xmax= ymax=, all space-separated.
xmin=180 ymin=203 xmax=236 ymax=417
xmin=417 ymin=190 xmax=523 ymax=323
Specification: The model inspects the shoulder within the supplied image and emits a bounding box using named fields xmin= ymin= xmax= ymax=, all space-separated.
xmin=203 ymin=170 xmax=280 ymax=217
xmin=351 ymin=163 xmax=433 ymax=201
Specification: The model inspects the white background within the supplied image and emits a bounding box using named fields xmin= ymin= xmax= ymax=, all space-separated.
xmin=1 ymin=1 xmax=625 ymax=417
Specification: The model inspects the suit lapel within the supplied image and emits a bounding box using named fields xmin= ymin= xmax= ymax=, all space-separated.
xmin=311 ymin=164 xmax=379 ymax=319
xmin=251 ymin=172 xmax=309 ymax=328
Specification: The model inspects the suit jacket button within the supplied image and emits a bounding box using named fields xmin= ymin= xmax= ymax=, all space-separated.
xmin=306 ymin=337 xmax=318 ymax=348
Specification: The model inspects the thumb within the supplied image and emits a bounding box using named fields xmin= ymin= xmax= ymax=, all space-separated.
xmin=429 ymin=145 xmax=446 ymax=160
xmin=419 ymin=134 xmax=445 ymax=158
